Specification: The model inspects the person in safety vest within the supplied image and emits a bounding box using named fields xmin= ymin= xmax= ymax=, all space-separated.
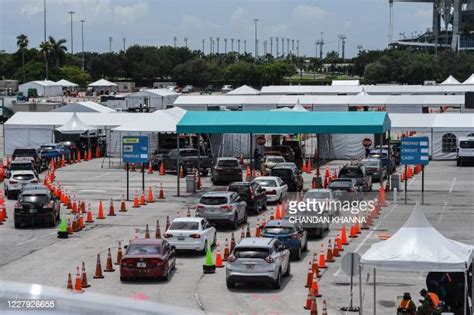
xmin=397 ymin=292 xmax=416 ymax=314
xmin=417 ymin=288 xmax=440 ymax=315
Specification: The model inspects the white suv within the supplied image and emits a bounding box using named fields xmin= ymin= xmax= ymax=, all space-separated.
xmin=456 ymin=137 xmax=474 ymax=166
xmin=226 ymin=237 xmax=291 ymax=289
xmin=4 ymin=170 xmax=39 ymax=199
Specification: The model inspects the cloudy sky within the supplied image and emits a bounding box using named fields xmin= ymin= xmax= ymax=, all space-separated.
xmin=0 ymin=0 xmax=433 ymax=57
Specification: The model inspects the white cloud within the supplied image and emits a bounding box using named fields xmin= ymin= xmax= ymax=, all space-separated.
xmin=114 ymin=1 xmax=149 ymax=23
xmin=292 ymin=4 xmax=327 ymax=21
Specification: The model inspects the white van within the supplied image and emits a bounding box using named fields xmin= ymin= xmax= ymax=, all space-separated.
xmin=456 ymin=137 xmax=474 ymax=166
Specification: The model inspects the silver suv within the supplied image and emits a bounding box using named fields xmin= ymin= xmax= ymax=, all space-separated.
xmin=226 ymin=238 xmax=291 ymax=289
xmin=196 ymin=192 xmax=247 ymax=229
xmin=4 ymin=170 xmax=39 ymax=199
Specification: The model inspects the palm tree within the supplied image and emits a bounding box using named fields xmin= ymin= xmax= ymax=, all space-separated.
xmin=48 ymin=36 xmax=67 ymax=67
xmin=16 ymin=34 xmax=29 ymax=82
xmin=40 ymin=41 xmax=53 ymax=79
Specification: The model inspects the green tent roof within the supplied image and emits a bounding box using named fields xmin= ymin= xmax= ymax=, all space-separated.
xmin=176 ymin=111 xmax=391 ymax=134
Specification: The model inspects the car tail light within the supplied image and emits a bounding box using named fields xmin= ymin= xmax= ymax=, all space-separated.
xmin=221 ymin=205 xmax=232 ymax=212
xmin=265 ymin=256 xmax=274 ymax=263
xmin=15 ymin=202 xmax=23 ymax=209
xmin=148 ymin=258 xmax=163 ymax=265
xmin=121 ymin=258 xmax=135 ymax=267
xmin=163 ymin=233 xmax=173 ymax=238
xmin=196 ymin=205 xmax=204 ymax=211
xmin=31 ymin=179 xmax=39 ymax=183
xmin=43 ymin=201 xmax=54 ymax=208
xmin=267 ymin=190 xmax=277 ymax=195
xmin=347 ymin=189 xmax=354 ymax=193
xmin=227 ymin=254 xmax=236 ymax=262
xmin=290 ymin=232 xmax=299 ymax=239
xmin=190 ymin=234 xmax=201 ymax=239
xmin=10 ymin=179 xmax=18 ymax=184
xmin=249 ymin=187 xmax=255 ymax=200
xmin=377 ymin=168 xmax=383 ymax=171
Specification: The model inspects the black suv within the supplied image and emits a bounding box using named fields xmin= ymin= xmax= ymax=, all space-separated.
xmin=12 ymin=147 xmax=44 ymax=173
xmin=227 ymin=182 xmax=267 ymax=214
xmin=14 ymin=188 xmax=60 ymax=228
xmin=338 ymin=164 xmax=372 ymax=192
xmin=271 ymin=163 xmax=304 ymax=192
xmin=211 ymin=157 xmax=242 ymax=185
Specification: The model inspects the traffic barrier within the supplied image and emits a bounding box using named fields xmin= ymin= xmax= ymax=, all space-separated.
xmin=230 ymin=233 xmax=236 ymax=252
xmin=155 ymin=219 xmax=161 ymax=238
xmin=379 ymin=185 xmax=387 ymax=207
xmin=304 ymin=289 xmax=314 ymax=310
xmin=79 ymin=214 xmax=85 ymax=230
xmin=301 ymin=160 xmax=307 ymax=173
xmin=145 ymin=224 xmax=150 ymax=238
xmin=159 ymin=183 xmax=165 ymax=199
xmin=311 ymin=272 xmax=322 ymax=297
xmin=255 ymin=221 xmax=261 ymax=237
xmin=115 ymin=241 xmax=123 ymax=265
xmin=132 ymin=192 xmax=140 ymax=208
xmin=80 ymin=201 xmax=86 ymax=214
xmin=305 ymin=260 xmax=313 ymax=288
xmin=67 ymin=273 xmax=73 ymax=290
xmin=81 ymin=261 xmax=90 ymax=288
xmin=223 ymin=239 xmax=230 ymax=261
xmin=57 ymin=217 xmax=68 ymax=238
xmin=72 ymin=198 xmax=78 ymax=214
xmin=108 ymin=199 xmax=116 ymax=216
xmin=104 ymin=248 xmax=115 ymax=272
xmin=215 ymin=244 xmax=224 ymax=268
xmin=275 ymin=203 xmax=282 ymax=220
xmin=96 ymin=201 xmax=105 ymax=219
xmin=147 ymin=187 xmax=154 ymax=203
xmin=140 ymin=191 xmax=146 ymax=206
xmin=318 ymin=244 xmax=327 ymax=269
xmin=119 ymin=196 xmax=127 ymax=212
xmin=74 ymin=266 xmax=84 ymax=293
xmin=340 ymin=224 xmax=349 ymax=245
xmin=203 ymin=245 xmax=216 ymax=274
xmin=86 ymin=206 xmax=94 ymax=223
xmin=93 ymin=254 xmax=104 ymax=279
xmin=326 ymin=239 xmax=335 ymax=262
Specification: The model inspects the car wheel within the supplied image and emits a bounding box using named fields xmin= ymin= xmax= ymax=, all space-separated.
xmin=293 ymin=247 xmax=302 ymax=261
xmin=303 ymin=238 xmax=308 ymax=252
xmin=283 ymin=262 xmax=291 ymax=277
xmin=212 ymin=232 xmax=217 ymax=247
xmin=14 ymin=221 xmax=21 ymax=229
xmin=262 ymin=201 xmax=267 ymax=210
xmin=232 ymin=214 xmax=239 ymax=229
xmin=272 ymin=270 xmax=281 ymax=289
xmin=162 ymin=263 xmax=170 ymax=281
xmin=200 ymin=241 xmax=208 ymax=255
xmin=50 ymin=214 xmax=57 ymax=227
xmin=120 ymin=276 xmax=128 ymax=282
xmin=242 ymin=211 xmax=248 ymax=224
xmin=226 ymin=278 xmax=235 ymax=289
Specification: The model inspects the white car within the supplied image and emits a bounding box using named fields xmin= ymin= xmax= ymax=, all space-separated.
xmin=164 ymin=217 xmax=217 ymax=254
xmin=261 ymin=155 xmax=286 ymax=175
xmin=252 ymin=176 xmax=288 ymax=204
xmin=4 ymin=170 xmax=39 ymax=199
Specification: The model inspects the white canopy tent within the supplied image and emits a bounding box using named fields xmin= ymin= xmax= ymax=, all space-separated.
xmin=226 ymin=85 xmax=260 ymax=95
xmin=88 ymin=79 xmax=118 ymax=93
xmin=18 ymin=80 xmax=63 ymax=97
xmin=56 ymin=112 xmax=96 ymax=134
xmin=56 ymin=79 xmax=78 ymax=88
xmin=440 ymin=75 xmax=461 ymax=85
xmin=462 ymin=74 xmax=474 ymax=85
xmin=53 ymin=101 xmax=116 ymax=113
xmin=360 ymin=205 xmax=473 ymax=314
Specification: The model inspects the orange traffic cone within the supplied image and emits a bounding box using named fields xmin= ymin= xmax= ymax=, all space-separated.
xmin=336 ymin=232 xmax=344 ymax=251
xmin=179 ymin=165 xmax=185 ymax=178
xmin=119 ymin=196 xmax=127 ymax=212
xmin=312 ymin=253 xmax=321 ymax=278
xmin=72 ymin=198 xmax=78 ymax=213
xmin=305 ymin=260 xmax=313 ymax=288
xmin=165 ymin=216 xmax=171 ymax=231
xmin=155 ymin=219 xmax=161 ymax=238
xmin=255 ymin=221 xmax=261 ymax=237
xmin=275 ymin=203 xmax=282 ymax=220
xmin=81 ymin=261 xmax=90 ymax=288
xmin=304 ymin=289 xmax=314 ymax=310
xmin=108 ymin=199 xmax=116 ymax=216
xmin=326 ymin=240 xmax=335 ymax=262
xmin=310 ymin=294 xmax=319 ymax=314
xmin=159 ymin=162 xmax=165 ymax=175
xmin=96 ymin=201 xmax=105 ymax=219
xmin=159 ymin=183 xmax=165 ymax=199
xmin=246 ymin=224 xmax=251 ymax=238
xmin=215 ymin=244 xmax=224 ymax=268
xmin=223 ymin=239 xmax=230 ymax=261
xmin=86 ymin=206 xmax=94 ymax=223
xmin=147 ymin=161 xmax=153 ymax=174
xmin=74 ymin=266 xmax=84 ymax=293
xmin=318 ymin=244 xmax=327 ymax=269
xmin=311 ymin=272 xmax=322 ymax=297
xmin=245 ymin=165 xmax=251 ymax=179
xmin=80 ymin=201 xmax=86 ymax=214
xmin=140 ymin=191 xmax=146 ymax=206
xmin=145 ymin=224 xmax=150 ymax=238
xmin=332 ymin=238 xmax=340 ymax=257
xmin=93 ymin=254 xmax=104 ymax=279
xmin=379 ymin=185 xmax=387 ymax=207
xmin=104 ymin=248 xmax=115 ymax=272
xmin=147 ymin=187 xmax=154 ymax=203
xmin=302 ymin=160 xmax=307 ymax=173
xmin=67 ymin=273 xmax=73 ymax=290
xmin=67 ymin=218 xmax=73 ymax=235
xmin=115 ymin=241 xmax=123 ymax=265
xmin=341 ymin=224 xmax=349 ymax=245
xmin=321 ymin=299 xmax=328 ymax=315
xmin=79 ymin=214 xmax=85 ymax=230
xmin=306 ymin=159 xmax=312 ymax=174
xmin=230 ymin=233 xmax=236 ymax=252
xmin=132 ymin=192 xmax=140 ymax=208
xmin=349 ymin=224 xmax=357 ymax=238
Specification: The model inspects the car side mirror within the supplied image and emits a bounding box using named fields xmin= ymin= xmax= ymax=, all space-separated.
xmin=124 ymin=245 xmax=128 ymax=249
xmin=278 ymin=245 xmax=286 ymax=252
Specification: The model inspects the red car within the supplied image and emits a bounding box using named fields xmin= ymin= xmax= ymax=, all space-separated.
xmin=120 ymin=239 xmax=176 ymax=281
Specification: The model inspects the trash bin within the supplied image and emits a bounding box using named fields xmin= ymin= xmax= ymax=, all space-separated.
xmin=186 ymin=175 xmax=196 ymax=193
xmin=390 ymin=174 xmax=400 ymax=191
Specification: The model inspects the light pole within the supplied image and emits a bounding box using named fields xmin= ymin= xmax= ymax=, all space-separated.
xmin=217 ymin=37 xmax=220 ymax=53
xmin=281 ymin=37 xmax=284 ymax=56
xmin=109 ymin=36 xmax=112 ymax=53
xmin=292 ymin=39 xmax=295 ymax=54
xmin=231 ymin=38 xmax=234 ymax=52
xmin=80 ymin=20 xmax=85 ymax=70
xmin=224 ymin=38 xmax=227 ymax=53
xmin=319 ymin=32 xmax=324 ymax=59
xmin=202 ymin=39 xmax=205 ymax=54
xmin=276 ymin=37 xmax=279 ymax=57
xmin=286 ymin=38 xmax=290 ymax=57
xmin=43 ymin=0 xmax=47 ymax=43
xmin=173 ymin=36 xmax=177 ymax=48
xmin=270 ymin=37 xmax=273 ymax=56
xmin=237 ymin=39 xmax=240 ymax=53
xmin=209 ymin=37 xmax=213 ymax=53
xmin=184 ymin=37 xmax=188 ymax=48
xmin=68 ymin=11 xmax=75 ymax=54
xmin=244 ymin=40 xmax=247 ymax=53
xmin=122 ymin=37 xmax=126 ymax=52
xmin=296 ymin=40 xmax=300 ymax=58
xmin=254 ymin=18 xmax=258 ymax=57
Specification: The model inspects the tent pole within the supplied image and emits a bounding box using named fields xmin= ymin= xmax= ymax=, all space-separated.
xmin=177 ymin=133 xmax=180 ymax=196
xmin=249 ymin=133 xmax=253 ymax=173
xmin=373 ymin=268 xmax=376 ymax=315
xmin=359 ymin=266 xmax=363 ymax=315
xmin=464 ymin=269 xmax=467 ymax=315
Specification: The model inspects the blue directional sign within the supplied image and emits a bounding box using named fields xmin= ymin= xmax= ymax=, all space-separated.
xmin=122 ymin=136 xmax=149 ymax=163
xmin=401 ymin=137 xmax=429 ymax=165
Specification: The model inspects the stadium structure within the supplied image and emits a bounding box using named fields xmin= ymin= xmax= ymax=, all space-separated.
xmin=389 ymin=0 xmax=474 ymax=51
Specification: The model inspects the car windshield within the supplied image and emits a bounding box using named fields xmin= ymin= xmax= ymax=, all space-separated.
xmin=217 ymin=160 xmax=239 ymax=167
xmin=126 ymin=244 xmax=161 ymax=255
xmin=362 ymin=160 xmax=380 ymax=167
xmin=21 ymin=195 xmax=48 ymax=204
xmin=253 ymin=179 xmax=277 ymax=187
xmin=13 ymin=174 xmax=34 ymax=181
xmin=200 ymin=196 xmax=228 ymax=205
xmin=228 ymin=185 xmax=249 ymax=195
xmin=460 ymin=140 xmax=474 ymax=149
xmin=233 ymin=247 xmax=270 ymax=259
xmin=169 ymin=221 xmax=199 ymax=230
xmin=10 ymin=163 xmax=33 ymax=171
xmin=180 ymin=150 xmax=198 ymax=157
xmin=266 ymin=157 xmax=285 ymax=163
xmin=271 ymin=169 xmax=291 ymax=177
xmin=263 ymin=227 xmax=294 ymax=234
xmin=329 ymin=181 xmax=352 ymax=188
xmin=304 ymin=191 xmax=331 ymax=199
xmin=339 ymin=168 xmax=363 ymax=178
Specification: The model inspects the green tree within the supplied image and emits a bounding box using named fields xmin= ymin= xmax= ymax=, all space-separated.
xmin=16 ymin=34 xmax=29 ymax=82
xmin=39 ymin=41 xmax=53 ymax=79
xmin=224 ymin=61 xmax=260 ymax=86
xmin=363 ymin=61 xmax=388 ymax=83
xmin=60 ymin=65 xmax=90 ymax=86
xmin=48 ymin=36 xmax=68 ymax=67
xmin=260 ymin=62 xmax=297 ymax=85
xmin=172 ymin=58 xmax=211 ymax=86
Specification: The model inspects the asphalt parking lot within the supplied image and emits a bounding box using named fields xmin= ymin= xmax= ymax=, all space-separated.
xmin=0 ymin=156 xmax=472 ymax=314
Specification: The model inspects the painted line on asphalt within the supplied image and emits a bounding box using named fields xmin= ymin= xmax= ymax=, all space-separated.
xmin=16 ymin=231 xmax=56 ymax=246
xmin=437 ymin=201 xmax=449 ymax=226
xmin=333 ymin=204 xmax=398 ymax=276
xmin=449 ymin=178 xmax=456 ymax=194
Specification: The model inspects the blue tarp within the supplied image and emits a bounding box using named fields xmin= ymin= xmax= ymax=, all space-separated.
xmin=176 ymin=111 xmax=391 ymax=134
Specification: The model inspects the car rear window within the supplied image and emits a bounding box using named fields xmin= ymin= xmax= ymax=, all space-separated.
xmin=180 ymin=150 xmax=198 ymax=157
xmin=21 ymin=195 xmax=48 ymax=204
xmin=13 ymin=174 xmax=35 ymax=181
xmin=126 ymin=244 xmax=161 ymax=255
xmin=41 ymin=146 xmax=56 ymax=151
xmin=228 ymin=185 xmax=249 ymax=195
xmin=362 ymin=161 xmax=380 ymax=167
xmin=10 ymin=163 xmax=33 ymax=171
xmin=460 ymin=141 xmax=474 ymax=149
xmin=304 ymin=191 xmax=331 ymax=199
xmin=234 ymin=247 xmax=270 ymax=259
xmin=271 ymin=169 xmax=291 ymax=177
xmin=263 ymin=227 xmax=294 ymax=234
xmin=253 ymin=179 xmax=277 ymax=187
xmin=339 ymin=168 xmax=363 ymax=178
xmin=200 ymin=196 xmax=228 ymax=205
xmin=329 ymin=181 xmax=352 ymax=188
xmin=217 ymin=160 xmax=239 ymax=167
xmin=13 ymin=149 xmax=37 ymax=157
xmin=266 ymin=157 xmax=285 ymax=163
xmin=169 ymin=221 xmax=199 ymax=230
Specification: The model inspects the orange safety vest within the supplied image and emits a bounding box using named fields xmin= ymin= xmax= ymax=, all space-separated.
xmin=399 ymin=300 xmax=412 ymax=309
xmin=427 ymin=292 xmax=440 ymax=308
